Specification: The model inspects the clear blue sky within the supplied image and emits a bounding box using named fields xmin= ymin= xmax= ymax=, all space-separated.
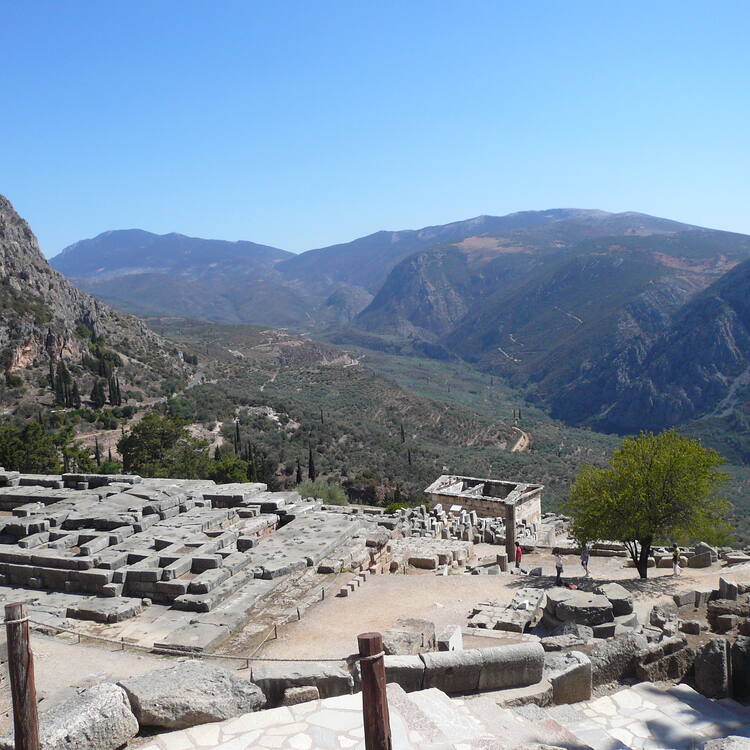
xmin=2 ymin=1 xmax=749 ymax=256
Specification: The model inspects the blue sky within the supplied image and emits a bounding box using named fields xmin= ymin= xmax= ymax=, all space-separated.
xmin=2 ymin=1 xmax=749 ymax=256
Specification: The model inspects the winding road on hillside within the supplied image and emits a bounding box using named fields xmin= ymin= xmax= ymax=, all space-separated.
xmin=510 ymin=426 xmax=530 ymax=452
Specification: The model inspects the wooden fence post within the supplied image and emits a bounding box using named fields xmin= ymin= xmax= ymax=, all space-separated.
xmin=357 ymin=632 xmax=391 ymax=750
xmin=5 ymin=602 xmax=40 ymax=750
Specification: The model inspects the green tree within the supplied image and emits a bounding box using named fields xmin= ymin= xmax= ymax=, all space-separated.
xmin=0 ymin=422 xmax=61 ymax=473
xmin=90 ymin=379 xmax=106 ymax=409
xmin=117 ymin=413 xmax=211 ymax=478
xmin=297 ymin=478 xmax=348 ymax=505
xmin=566 ymin=430 xmax=731 ymax=579
xmin=308 ymin=443 xmax=316 ymax=481
xmin=209 ymin=454 xmax=249 ymax=484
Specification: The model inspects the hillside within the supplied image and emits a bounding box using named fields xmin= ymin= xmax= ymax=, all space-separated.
xmin=0 ymin=195 xmax=188 ymax=411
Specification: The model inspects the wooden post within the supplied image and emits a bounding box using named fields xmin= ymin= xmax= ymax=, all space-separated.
xmin=357 ymin=632 xmax=391 ymax=750
xmin=5 ymin=602 xmax=39 ymax=750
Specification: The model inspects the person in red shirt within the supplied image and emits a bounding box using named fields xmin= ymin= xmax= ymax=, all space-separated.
xmin=515 ymin=541 xmax=523 ymax=569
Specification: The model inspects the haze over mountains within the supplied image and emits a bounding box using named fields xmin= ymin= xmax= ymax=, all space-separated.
xmin=51 ymin=208 xmax=750 ymax=449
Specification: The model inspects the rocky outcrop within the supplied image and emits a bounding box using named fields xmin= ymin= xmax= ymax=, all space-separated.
xmin=0 ymin=195 xmax=185 ymax=400
xmin=0 ymin=682 xmax=138 ymax=750
xmin=118 ymin=661 xmax=266 ymax=729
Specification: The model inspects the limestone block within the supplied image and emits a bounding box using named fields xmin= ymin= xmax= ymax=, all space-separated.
xmin=720 ymin=577 xmax=740 ymax=601
xmin=688 ymin=551 xmax=713 ymax=568
xmin=437 ymin=625 xmax=463 ymax=652
xmin=731 ymin=636 xmax=750 ymax=702
xmin=556 ymin=592 xmax=613 ymax=626
xmin=281 ymin=686 xmax=320 ymax=705
xmin=421 ymin=649 xmax=484 ymax=693
xmin=409 ymin=555 xmax=438 ymax=569
xmin=634 ymin=635 xmax=695 ymax=682
xmin=543 ymin=650 xmax=592 ymax=704
xmin=251 ymin=661 xmax=354 ymax=706
xmin=0 ymin=683 xmax=137 ymax=750
xmin=673 ymin=590 xmax=695 ymax=608
xmin=119 ymin=662 xmax=265 ymax=729
xmin=594 ymin=582 xmax=633 ymax=616
xmin=589 ymin=633 xmax=648 ymax=687
xmin=477 ymin=643 xmax=545 ymax=691
xmin=679 ymin=620 xmax=702 ymax=635
xmin=384 ymin=654 xmax=425 ymax=692
xmin=383 ymin=618 xmax=436 ymax=655
xmin=695 ymin=638 xmax=730 ymax=698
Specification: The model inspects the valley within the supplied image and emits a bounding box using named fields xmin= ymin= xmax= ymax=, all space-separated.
xmin=5 ymin=194 xmax=750 ymax=541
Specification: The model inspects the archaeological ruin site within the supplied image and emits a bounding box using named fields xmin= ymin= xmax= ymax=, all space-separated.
xmin=0 ymin=467 xmax=750 ymax=750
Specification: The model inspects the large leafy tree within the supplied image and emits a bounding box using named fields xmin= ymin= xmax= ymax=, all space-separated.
xmin=566 ymin=430 xmax=731 ymax=579
xmin=118 ymin=413 xmax=211 ymax=479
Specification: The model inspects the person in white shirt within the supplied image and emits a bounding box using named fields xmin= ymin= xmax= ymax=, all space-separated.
xmin=554 ymin=549 xmax=564 ymax=586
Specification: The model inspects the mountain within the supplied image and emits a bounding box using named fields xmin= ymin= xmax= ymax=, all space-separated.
xmin=553 ymin=256 xmax=750 ymax=437
xmin=51 ymin=230 xmax=316 ymax=327
xmin=54 ymin=209 xmax=666 ymax=328
xmin=348 ymin=213 xmax=750 ymax=440
xmin=0 ymin=196 xmax=187 ymax=408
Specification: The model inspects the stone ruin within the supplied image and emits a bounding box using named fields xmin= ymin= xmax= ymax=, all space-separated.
xmin=0 ymin=468 xmax=395 ymax=651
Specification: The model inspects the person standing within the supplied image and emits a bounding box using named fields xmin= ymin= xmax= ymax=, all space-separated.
xmin=672 ymin=545 xmax=682 ymax=576
xmin=515 ymin=541 xmax=523 ymax=570
xmin=580 ymin=543 xmax=591 ymax=577
xmin=554 ymin=548 xmax=564 ymax=586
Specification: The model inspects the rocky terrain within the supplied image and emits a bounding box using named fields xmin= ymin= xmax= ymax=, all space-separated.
xmin=0 ymin=195 xmax=188 ymax=406
xmin=50 ymin=208 xmax=750 ymax=446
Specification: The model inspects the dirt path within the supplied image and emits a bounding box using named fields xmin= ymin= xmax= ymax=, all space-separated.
xmin=259 ymin=370 xmax=279 ymax=393
xmin=511 ymin=426 xmax=530 ymax=452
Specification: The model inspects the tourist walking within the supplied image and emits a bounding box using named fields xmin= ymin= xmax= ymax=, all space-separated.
xmin=672 ymin=544 xmax=682 ymax=576
xmin=515 ymin=541 xmax=523 ymax=569
xmin=554 ymin=548 xmax=564 ymax=586
xmin=580 ymin=543 xmax=591 ymax=577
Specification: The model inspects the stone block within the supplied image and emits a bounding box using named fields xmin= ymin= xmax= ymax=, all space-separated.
xmin=634 ymin=636 xmax=695 ymax=682
xmin=679 ymin=620 xmax=702 ymax=635
xmin=688 ymin=551 xmax=713 ymax=568
xmin=383 ymin=618 xmax=436 ymax=655
xmin=556 ymin=592 xmax=614 ymax=626
xmin=281 ymin=686 xmax=320 ymax=705
xmin=409 ymin=555 xmax=438 ymax=569
xmin=421 ymin=649 xmax=484 ymax=693
xmin=118 ymin=662 xmax=265 ymax=729
xmin=437 ymin=625 xmax=463 ymax=651
xmin=594 ymin=582 xmax=634 ymax=616
xmin=695 ymin=638 xmax=730 ymax=698
xmin=384 ymin=654 xmax=425 ymax=692
xmin=590 ymin=633 xmax=648 ymax=686
xmin=731 ymin=636 xmax=750 ymax=702
xmin=543 ymin=650 xmax=592 ymax=704
xmin=0 ymin=683 xmax=137 ymax=750
xmin=251 ymin=661 xmax=354 ymax=706
xmin=478 ymin=643 xmax=545 ymax=691
xmin=673 ymin=590 xmax=695 ymax=608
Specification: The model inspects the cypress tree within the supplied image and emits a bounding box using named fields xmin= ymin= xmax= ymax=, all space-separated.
xmin=115 ymin=376 xmax=123 ymax=406
xmin=400 ymin=423 xmax=405 ymax=443
xmin=308 ymin=443 xmax=316 ymax=482
xmin=234 ymin=420 xmax=240 ymax=451
xmin=108 ymin=447 xmax=113 ymax=463
xmin=407 ymin=448 xmax=412 ymax=466
xmin=319 ymin=407 xmax=324 ymax=425
xmin=48 ymin=359 xmax=55 ymax=391
xmin=71 ymin=381 xmax=81 ymax=409
xmin=91 ymin=379 xmax=106 ymax=409
xmin=296 ymin=458 xmax=302 ymax=484
xmin=94 ymin=436 xmax=101 ymax=466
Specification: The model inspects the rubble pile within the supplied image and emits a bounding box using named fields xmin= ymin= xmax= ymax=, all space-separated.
xmin=377 ymin=503 xmax=565 ymax=547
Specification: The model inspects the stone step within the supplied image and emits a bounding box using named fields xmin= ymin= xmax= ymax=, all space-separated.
xmin=406 ymin=688 xmax=486 ymax=743
xmin=718 ymin=698 xmax=750 ymax=723
xmin=541 ymin=703 xmax=630 ymax=750
xmin=462 ymin=696 xmax=593 ymax=749
xmin=384 ymin=683 xmax=458 ymax=748
xmin=662 ymin=683 xmax=746 ymax=732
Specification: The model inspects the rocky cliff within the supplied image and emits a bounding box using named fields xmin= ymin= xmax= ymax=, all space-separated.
xmin=0 ymin=195 xmax=186 ymax=404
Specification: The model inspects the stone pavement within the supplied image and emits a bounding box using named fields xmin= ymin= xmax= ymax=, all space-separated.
xmin=132 ymin=680 xmax=750 ymax=750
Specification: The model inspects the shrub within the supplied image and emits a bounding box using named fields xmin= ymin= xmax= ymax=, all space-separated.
xmin=296 ymin=478 xmax=348 ymax=505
